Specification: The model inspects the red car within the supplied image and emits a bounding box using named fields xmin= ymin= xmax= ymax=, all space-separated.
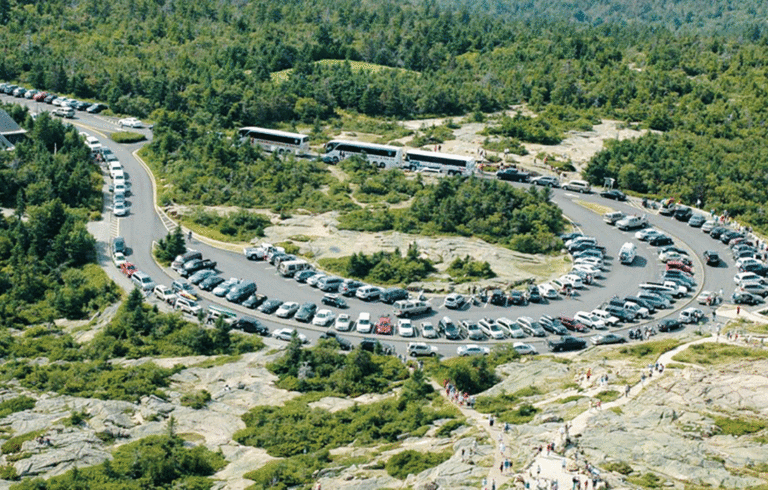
xmin=666 ymin=261 xmax=693 ymax=274
xmin=120 ymin=262 xmax=137 ymax=277
xmin=33 ymin=91 xmax=47 ymax=102
xmin=375 ymin=315 xmax=393 ymax=335
xmin=557 ymin=316 xmax=589 ymax=333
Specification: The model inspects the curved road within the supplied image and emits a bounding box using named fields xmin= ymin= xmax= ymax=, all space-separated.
xmin=4 ymin=93 xmax=742 ymax=357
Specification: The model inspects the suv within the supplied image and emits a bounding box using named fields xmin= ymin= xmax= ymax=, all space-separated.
xmin=703 ymin=250 xmax=720 ymax=266
xmin=381 ymin=287 xmax=409 ymax=304
xmin=233 ymin=317 xmax=269 ymax=335
xmin=563 ymin=180 xmax=591 ymax=193
xmin=356 ymin=285 xmax=382 ymax=301
xmin=461 ymin=320 xmax=485 ymax=340
xmin=131 ymin=271 xmax=155 ymax=292
xmin=112 ymin=236 xmax=126 ymax=255
xmin=407 ymin=342 xmax=438 ymax=357
xmin=516 ymin=317 xmax=546 ymax=337
xmin=438 ymin=316 xmax=463 ymax=340
xmin=359 ymin=338 xmax=394 ymax=355
xmin=294 ymin=302 xmax=318 ymax=323
xmin=174 ymin=296 xmax=201 ymax=315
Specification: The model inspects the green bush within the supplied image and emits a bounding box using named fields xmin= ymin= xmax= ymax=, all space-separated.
xmin=435 ymin=419 xmax=466 ymax=437
xmin=0 ymin=465 xmax=18 ymax=481
xmin=446 ymin=256 xmax=496 ymax=283
xmin=595 ymin=390 xmax=620 ymax=403
xmin=0 ymin=396 xmax=36 ymax=418
xmin=110 ymin=131 xmax=146 ymax=143
xmin=181 ymin=390 xmax=212 ymax=409
xmin=153 ymin=227 xmax=186 ymax=265
xmin=243 ymin=451 xmax=329 ymax=490
xmin=428 ymin=355 xmax=499 ymax=395
xmin=603 ymin=461 xmax=634 ymax=475
xmin=2 ymin=430 xmax=43 ymax=454
xmin=385 ymin=449 xmax=452 ymax=479
xmin=318 ymin=243 xmax=435 ymax=286
xmin=713 ymin=416 xmax=768 ymax=436
xmin=181 ymin=208 xmax=271 ymax=243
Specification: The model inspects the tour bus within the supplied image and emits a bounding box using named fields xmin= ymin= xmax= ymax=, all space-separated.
xmin=238 ymin=127 xmax=310 ymax=155
xmin=404 ymin=150 xmax=476 ymax=176
xmin=323 ymin=140 xmax=403 ymax=168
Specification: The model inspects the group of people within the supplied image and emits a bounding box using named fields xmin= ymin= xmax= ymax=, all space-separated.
xmin=442 ymin=379 xmax=475 ymax=408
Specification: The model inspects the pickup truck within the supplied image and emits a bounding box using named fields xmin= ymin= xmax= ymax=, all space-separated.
xmin=496 ymin=168 xmax=531 ymax=183
xmin=547 ymin=336 xmax=587 ymax=352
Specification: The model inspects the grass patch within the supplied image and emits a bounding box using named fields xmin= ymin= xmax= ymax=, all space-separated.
xmin=178 ymin=432 xmax=206 ymax=444
xmin=1 ymin=430 xmax=44 ymax=454
xmin=110 ymin=131 xmax=146 ymax=143
xmin=180 ymin=390 xmax=212 ymax=409
xmin=289 ymin=234 xmax=312 ymax=242
xmin=595 ymin=390 xmax=621 ymax=403
xmin=178 ymin=207 xmax=271 ymax=244
xmin=190 ymin=354 xmax=243 ymax=369
xmin=713 ymin=415 xmax=768 ymax=436
xmin=575 ymin=199 xmax=614 ymax=216
xmin=673 ymin=343 xmax=768 ymax=365
xmin=609 ymin=406 xmax=623 ymax=415
xmin=385 ymin=449 xmax=452 ymax=479
xmin=435 ymin=419 xmax=466 ymax=437
xmin=558 ymin=395 xmax=584 ymax=404
xmin=627 ymin=472 xmax=664 ymax=488
xmin=0 ymin=395 xmax=36 ymax=418
xmin=272 ymin=60 xmax=415 ymax=84
xmin=603 ymin=339 xmax=682 ymax=364
xmin=603 ymin=460 xmax=634 ymax=475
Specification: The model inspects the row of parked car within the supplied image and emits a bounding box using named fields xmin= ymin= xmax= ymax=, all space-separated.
xmin=0 ymin=83 xmax=107 ymax=113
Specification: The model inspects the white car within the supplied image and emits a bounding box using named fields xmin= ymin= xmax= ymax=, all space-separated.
xmin=734 ymin=272 xmax=765 ymax=285
xmin=276 ymin=302 xmax=300 ymax=318
xmin=457 ymin=344 xmax=490 ymax=356
xmin=273 ymin=328 xmax=308 ymax=343
xmin=118 ymin=117 xmax=143 ymax=128
xmin=574 ymin=256 xmax=603 ymax=268
xmin=561 ymin=274 xmax=584 ymax=289
xmin=306 ymin=273 xmax=326 ymax=287
xmin=213 ymin=278 xmax=239 ymax=297
xmin=513 ymin=342 xmax=538 ymax=355
xmin=659 ymin=250 xmax=686 ymax=263
xmin=112 ymin=251 xmax=127 ymax=268
xmin=407 ymin=342 xmax=438 ymax=357
xmin=479 ymin=318 xmax=506 ymax=340
xmin=153 ymin=285 xmax=176 ymax=304
xmin=574 ymin=311 xmax=607 ymax=330
xmin=696 ymin=291 xmax=718 ymax=305
xmin=334 ymin=314 xmax=352 ymax=331
xmin=635 ymin=228 xmax=661 ymax=241
xmin=736 ymin=257 xmax=764 ymax=269
xmin=113 ymin=201 xmax=127 ymax=217
xmin=356 ymin=285 xmax=382 ymax=301
xmin=537 ymin=283 xmax=559 ymax=299
xmin=312 ymin=309 xmax=336 ymax=327
xmin=398 ymin=318 xmax=416 ymax=337
xmin=573 ymin=264 xmax=604 ymax=278
xmin=444 ymin=293 xmax=466 ymax=309
xmin=421 ymin=322 xmax=438 ymax=339
xmin=355 ymin=312 xmax=372 ymax=334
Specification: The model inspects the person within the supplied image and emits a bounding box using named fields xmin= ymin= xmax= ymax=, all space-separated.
xmin=737 ymin=305 xmax=741 ymax=315
xmin=188 ymin=230 xmax=193 ymax=241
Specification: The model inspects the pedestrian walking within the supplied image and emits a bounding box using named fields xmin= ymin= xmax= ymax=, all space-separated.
xmin=737 ymin=306 xmax=741 ymax=315
xmin=562 ymin=457 xmax=567 ymax=471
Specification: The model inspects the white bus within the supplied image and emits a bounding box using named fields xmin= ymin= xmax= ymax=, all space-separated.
xmin=404 ymin=150 xmax=476 ymax=176
xmin=238 ymin=127 xmax=310 ymax=155
xmin=323 ymin=140 xmax=403 ymax=168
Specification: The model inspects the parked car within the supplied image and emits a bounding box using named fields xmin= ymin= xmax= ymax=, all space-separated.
xmin=591 ymin=333 xmax=627 ymax=345
xmin=174 ymin=296 xmax=201 ymax=315
xmin=704 ymin=250 xmax=721 ymax=266
xmin=678 ymin=307 xmax=705 ymax=324
xmin=258 ymin=299 xmax=283 ymax=314
xmin=181 ymin=258 xmax=217 ymax=278
xmin=439 ymin=316 xmax=463 ymax=340
xmin=688 ymin=214 xmax=706 ymax=227
xmin=334 ymin=314 xmax=353 ymax=331
xmin=732 ymin=291 xmax=762 ymax=305
xmin=408 ymin=342 xmax=438 ymax=357
xmin=276 ymin=302 xmax=300 ymax=318
xmin=356 ymin=285 xmax=382 ymax=301
xmin=513 ymin=342 xmax=538 ymax=355
xmin=321 ymin=293 xmax=348 ymax=309
xmin=462 ymin=320 xmax=485 ymax=340
xmin=199 ymin=275 xmax=225 ymax=291
xmin=120 ymin=262 xmax=137 ymax=277
xmin=375 ymin=315 xmax=394 ymax=335
xmin=153 ymin=285 xmax=176 ymax=304
xmin=232 ymin=317 xmax=269 ymax=336
xmin=359 ymin=338 xmax=394 ymax=355
xmin=355 ymin=312 xmax=373 ymax=334
xmin=112 ymin=251 xmax=127 ymax=268
xmin=496 ymin=168 xmax=530 ymax=182
xmin=539 ymin=315 xmax=568 ymax=335
xmin=294 ymin=302 xmax=318 ymax=322
xmin=318 ymin=331 xmax=352 ymax=351
xmin=557 ymin=316 xmax=589 ymax=333
xmin=648 ymin=234 xmax=674 ymax=246
xmin=547 ymin=336 xmax=587 ymax=352
xmin=530 ymin=176 xmax=560 ymax=187
xmin=457 ymin=344 xmax=490 ymax=356
xmin=118 ymin=117 xmax=143 ymax=128
xmin=189 ymin=269 xmax=217 ymax=285
xmin=526 ymin=284 xmax=542 ymax=303
xmin=397 ymin=318 xmax=416 ymax=337
xmin=294 ymin=270 xmax=318 ymax=283
xmin=339 ymin=280 xmax=364 ymax=296
xmin=312 ymin=309 xmax=336 ymax=327
xmin=600 ymin=189 xmax=627 ymax=201
xmin=673 ymin=206 xmax=693 ymax=222
xmin=538 ymin=283 xmax=559 ymax=300
xmin=273 ymin=328 xmax=308 ymax=343
xmin=212 ymin=278 xmax=239 ymax=297
xmin=381 ymin=287 xmax=409 ymax=304
xmin=508 ymin=290 xmax=528 ymax=305
xmin=242 ymin=293 xmax=268 ymax=309
xmin=420 ymin=321 xmax=438 ymax=339
xmin=656 ymin=318 xmax=682 ymax=332
xmin=445 ymin=293 xmax=466 ymax=309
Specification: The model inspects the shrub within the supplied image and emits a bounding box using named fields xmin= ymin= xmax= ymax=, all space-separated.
xmin=435 ymin=419 xmax=466 ymax=437
xmin=595 ymin=390 xmax=620 ymax=403
xmin=2 ymin=430 xmax=43 ymax=454
xmin=385 ymin=449 xmax=452 ymax=479
xmin=181 ymin=390 xmax=212 ymax=409
xmin=446 ymin=256 xmax=496 ymax=283
xmin=713 ymin=415 xmax=768 ymax=436
xmin=603 ymin=460 xmax=634 ymax=475
xmin=318 ymin=244 xmax=434 ymax=286
xmin=244 ymin=451 xmax=329 ymax=490
xmin=110 ymin=131 xmax=146 ymax=143
xmin=153 ymin=227 xmax=186 ymax=264
xmin=0 ymin=395 xmax=36 ymax=418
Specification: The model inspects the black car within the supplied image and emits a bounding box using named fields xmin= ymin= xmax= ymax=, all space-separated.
xmin=703 ymin=250 xmax=720 ymax=266
xmin=321 ymin=293 xmax=348 ymax=308
xmin=508 ymin=290 xmax=527 ymax=306
xmin=199 ymin=275 xmax=225 ymax=291
xmin=720 ymin=230 xmax=742 ymax=244
xmin=673 ymin=206 xmax=693 ymax=222
xmin=86 ymin=103 xmax=107 ymax=113
xmin=648 ymin=235 xmax=673 ymax=246
xmin=489 ymin=289 xmax=507 ymax=306
xmin=740 ymin=263 xmax=768 ymax=276
xmin=496 ymin=169 xmax=530 ymax=182
xmin=656 ymin=318 xmax=682 ymax=332
xmin=232 ymin=317 xmax=269 ymax=336
xmin=600 ymin=189 xmax=627 ymax=201
xmin=294 ymin=302 xmax=317 ymax=323
xmin=359 ymin=338 xmax=394 ymax=355
xmin=709 ymin=227 xmax=726 ymax=239
xmin=559 ymin=232 xmax=583 ymax=242
xmin=258 ymin=299 xmax=283 ymax=314
xmin=112 ymin=236 xmax=126 ymax=255
xmin=732 ymin=291 xmax=762 ymax=305
xmin=294 ymin=270 xmax=317 ymax=283
xmin=181 ymin=258 xmax=217 ymax=277
xmin=605 ymin=305 xmax=633 ymax=322
xmin=526 ymin=285 xmax=542 ymax=303
xmin=242 ymin=293 xmax=267 ymax=309
xmin=547 ymin=336 xmax=587 ymax=352
xmin=318 ymin=331 xmax=353 ymax=351
xmin=381 ymin=287 xmax=409 ymax=304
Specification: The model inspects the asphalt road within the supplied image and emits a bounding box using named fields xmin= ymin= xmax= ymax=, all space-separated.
xmin=4 ymin=92 xmax=743 ymax=358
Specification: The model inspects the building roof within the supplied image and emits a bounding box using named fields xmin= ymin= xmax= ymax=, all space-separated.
xmin=0 ymin=110 xmax=26 ymax=136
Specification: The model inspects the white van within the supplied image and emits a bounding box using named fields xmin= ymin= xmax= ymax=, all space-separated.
xmin=603 ymin=211 xmax=625 ymax=225
xmin=591 ymin=309 xmax=620 ymax=326
xmin=278 ymin=259 xmax=311 ymax=277
xmin=393 ymin=300 xmax=432 ymax=318
xmin=618 ymin=242 xmax=637 ymax=265
xmin=110 ymin=162 xmax=123 ymax=178
xmin=355 ymin=312 xmax=372 ymax=334
xmin=563 ymin=180 xmax=591 ymax=193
